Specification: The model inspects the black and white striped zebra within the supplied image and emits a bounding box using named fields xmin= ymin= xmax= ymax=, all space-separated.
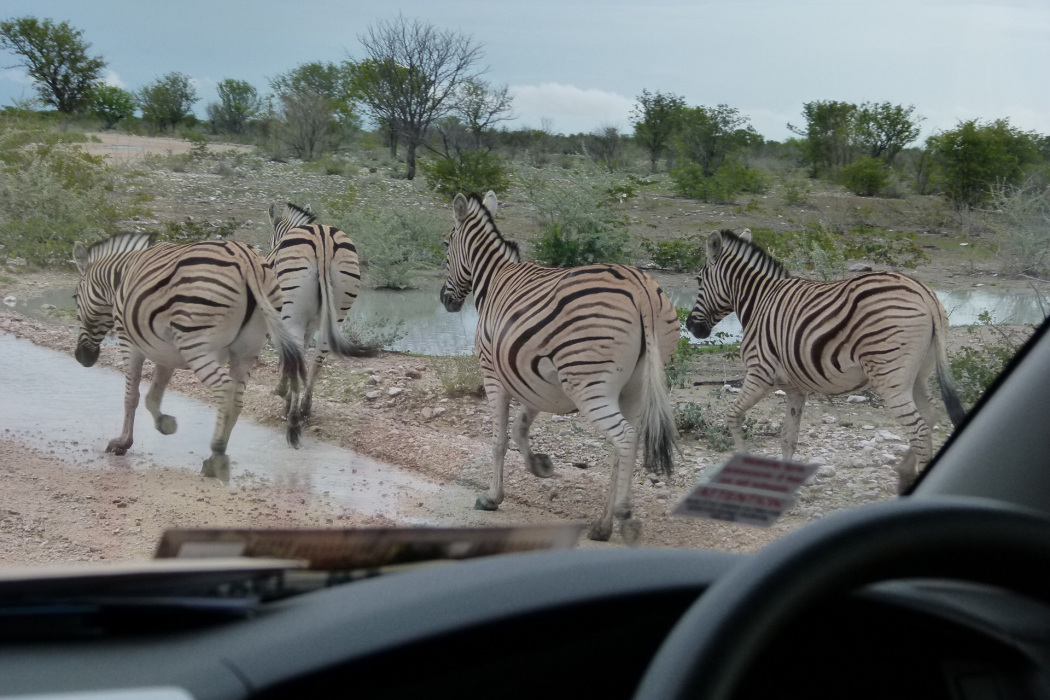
xmin=441 ymin=192 xmax=681 ymax=542
xmin=72 ymin=233 xmax=307 ymax=482
xmin=686 ymin=228 xmax=966 ymax=491
xmin=266 ymin=202 xmax=373 ymax=419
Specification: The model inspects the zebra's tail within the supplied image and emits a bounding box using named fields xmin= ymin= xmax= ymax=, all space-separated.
xmin=246 ymin=265 xmax=308 ymax=447
xmin=638 ymin=315 xmax=679 ymax=477
xmin=318 ymin=259 xmax=378 ymax=358
xmin=933 ymin=318 xmax=966 ymax=427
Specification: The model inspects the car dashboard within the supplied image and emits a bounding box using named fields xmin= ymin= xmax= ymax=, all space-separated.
xmin=2 ymin=547 xmax=1049 ymax=700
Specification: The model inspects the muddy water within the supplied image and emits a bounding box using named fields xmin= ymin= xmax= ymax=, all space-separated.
xmin=0 ymin=333 xmax=473 ymax=521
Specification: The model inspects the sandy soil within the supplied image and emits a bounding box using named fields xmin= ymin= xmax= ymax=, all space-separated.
xmin=1 ymin=133 xmax=1045 ymax=567
xmin=79 ymin=132 xmax=253 ymax=164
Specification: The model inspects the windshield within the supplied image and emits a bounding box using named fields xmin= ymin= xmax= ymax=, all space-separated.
xmin=1 ymin=2 xmax=1048 ymax=570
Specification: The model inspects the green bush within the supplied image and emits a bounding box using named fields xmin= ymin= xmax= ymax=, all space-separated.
xmin=330 ymin=206 xmax=445 ymax=290
xmin=153 ymin=217 xmax=242 ymax=244
xmin=0 ymin=129 xmax=128 ymax=267
xmin=840 ymin=156 xmax=889 ymax=196
xmin=750 ymin=223 xmax=845 ymax=279
xmin=419 ymin=150 xmax=510 ymax=197
xmin=342 ymin=312 xmax=405 ymax=351
xmin=949 ymin=312 xmax=1032 ymax=404
xmin=841 ymin=226 xmax=930 ymax=268
xmin=671 ymin=161 xmax=766 ymax=203
xmin=527 ymin=176 xmax=631 ymax=268
xmin=642 ymin=237 xmax=706 ymax=272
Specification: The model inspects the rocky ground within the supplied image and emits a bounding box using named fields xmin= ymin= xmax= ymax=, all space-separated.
xmin=0 ymin=132 xmax=1045 ymax=566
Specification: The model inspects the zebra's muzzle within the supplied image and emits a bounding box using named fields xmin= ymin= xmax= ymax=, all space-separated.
xmin=441 ymin=290 xmax=464 ymax=313
xmin=686 ymin=315 xmax=711 ymax=339
xmin=75 ymin=340 xmax=100 ymax=367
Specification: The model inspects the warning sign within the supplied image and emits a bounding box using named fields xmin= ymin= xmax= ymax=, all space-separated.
xmin=673 ymin=453 xmax=818 ymax=527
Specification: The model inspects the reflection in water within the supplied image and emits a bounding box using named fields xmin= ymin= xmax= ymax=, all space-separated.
xmin=0 ymin=333 xmax=471 ymax=519
xmin=17 ymin=280 xmax=1049 ymax=357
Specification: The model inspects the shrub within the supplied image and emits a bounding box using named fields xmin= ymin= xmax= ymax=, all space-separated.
xmin=331 ymin=206 xmax=445 ymax=289
xmin=750 ymin=223 xmax=845 ymax=280
xmin=153 ymin=217 xmax=242 ymax=244
xmin=420 ymin=150 xmax=510 ymax=197
xmin=840 ymin=156 xmax=889 ymax=196
xmin=432 ymin=355 xmax=486 ymax=398
xmin=527 ymin=177 xmax=631 ymax=267
xmin=342 ymin=313 xmax=405 ymax=351
xmin=0 ymin=133 xmax=128 ymax=267
xmin=642 ymin=237 xmax=706 ymax=272
xmin=949 ymin=312 xmax=1033 ymax=404
xmin=841 ymin=226 xmax=930 ymax=268
xmin=671 ymin=161 xmax=766 ymax=203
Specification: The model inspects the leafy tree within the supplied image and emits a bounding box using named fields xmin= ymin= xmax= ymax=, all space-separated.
xmin=586 ymin=125 xmax=625 ymax=172
xmin=269 ymin=62 xmax=358 ymax=160
xmin=138 ymin=72 xmax=198 ymax=131
xmin=788 ymin=100 xmax=858 ymax=176
xmin=89 ymin=84 xmax=135 ymax=129
xmin=630 ymin=89 xmax=685 ymax=172
xmin=354 ymin=15 xmax=485 ymax=179
xmin=674 ymin=104 xmax=759 ymax=177
xmin=855 ymin=102 xmax=922 ymax=164
xmin=348 ymin=58 xmax=406 ymax=157
xmin=840 ymin=155 xmax=889 ymax=196
xmin=206 ymin=79 xmax=264 ymax=134
xmin=0 ymin=16 xmax=106 ymax=114
xmin=927 ymin=118 xmax=1044 ymax=209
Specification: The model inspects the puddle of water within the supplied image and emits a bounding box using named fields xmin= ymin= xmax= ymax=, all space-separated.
xmin=0 ymin=332 xmax=474 ymax=520
xmin=15 ymin=280 xmax=1048 ymax=356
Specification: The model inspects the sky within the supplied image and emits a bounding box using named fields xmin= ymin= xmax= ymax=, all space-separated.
xmin=1 ymin=0 xmax=1048 ymax=142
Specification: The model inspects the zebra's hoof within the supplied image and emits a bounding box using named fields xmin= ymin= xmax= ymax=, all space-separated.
xmin=105 ymin=439 xmax=130 ymax=456
xmin=528 ymin=453 xmax=555 ymax=478
xmin=299 ymin=397 xmax=313 ymax=420
xmin=587 ymin=519 xmax=613 ymax=542
xmin=619 ymin=519 xmax=643 ymax=546
xmin=156 ymin=415 xmax=177 ymax=435
xmin=202 ymin=455 xmax=230 ymax=484
xmin=474 ymin=495 xmax=501 ymax=511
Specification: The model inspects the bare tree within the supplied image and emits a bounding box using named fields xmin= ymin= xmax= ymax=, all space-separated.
xmin=455 ymin=78 xmax=514 ymax=150
xmin=354 ymin=15 xmax=485 ymax=179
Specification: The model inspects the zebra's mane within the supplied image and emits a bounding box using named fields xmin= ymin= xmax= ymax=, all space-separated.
xmin=275 ymin=202 xmax=317 ymax=228
xmin=86 ymin=232 xmax=155 ymax=264
xmin=466 ymin=192 xmax=520 ymax=263
xmin=719 ymin=229 xmax=791 ymax=279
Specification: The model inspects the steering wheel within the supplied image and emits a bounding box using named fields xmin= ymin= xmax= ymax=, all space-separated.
xmin=633 ymin=496 xmax=1050 ymax=700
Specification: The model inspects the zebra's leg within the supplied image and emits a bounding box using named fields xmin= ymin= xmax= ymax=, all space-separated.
xmin=186 ymin=352 xmax=237 ymax=482
xmin=300 ymin=344 xmax=327 ymax=420
xmin=106 ymin=350 xmax=144 ymax=455
xmin=873 ymin=373 xmax=933 ymax=494
xmin=511 ymin=405 xmax=554 ymax=478
xmin=144 ymin=364 xmax=177 ymax=435
xmin=726 ymin=372 xmax=776 ymax=453
xmin=781 ymin=388 xmax=807 ymax=460
xmin=476 ymin=385 xmax=511 ymax=511
xmin=586 ymin=410 xmax=639 ymax=543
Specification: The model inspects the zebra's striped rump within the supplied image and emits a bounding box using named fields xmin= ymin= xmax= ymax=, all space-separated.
xmin=266 ymin=202 xmax=370 ymax=419
xmin=442 ymin=191 xmax=680 ymax=542
xmin=72 ymin=234 xmax=307 ymax=479
xmin=689 ymin=228 xmax=965 ymax=491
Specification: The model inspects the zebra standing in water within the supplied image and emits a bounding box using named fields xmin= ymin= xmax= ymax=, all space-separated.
xmin=266 ymin=202 xmax=373 ymax=419
xmin=73 ymin=233 xmax=306 ymax=482
xmin=441 ymin=192 xmax=681 ymax=543
xmin=686 ymin=228 xmax=966 ymax=492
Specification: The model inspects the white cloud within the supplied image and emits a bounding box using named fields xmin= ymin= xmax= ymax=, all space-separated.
xmin=102 ymin=70 xmax=126 ymax=89
xmin=508 ymin=83 xmax=635 ymax=135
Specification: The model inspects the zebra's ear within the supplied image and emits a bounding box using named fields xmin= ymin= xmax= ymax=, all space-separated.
xmin=482 ymin=190 xmax=498 ymax=216
xmin=706 ymin=230 xmax=724 ymax=264
xmin=267 ymin=202 xmax=278 ymax=223
xmin=740 ymin=228 xmax=752 ymax=243
xmin=453 ymin=193 xmax=469 ymax=223
xmin=73 ymin=241 xmax=90 ymax=275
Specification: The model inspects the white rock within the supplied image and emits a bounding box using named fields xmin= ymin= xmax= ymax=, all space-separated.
xmin=365 ymin=390 xmax=382 ymax=400
xmin=878 ymin=430 xmax=903 ymax=441
xmin=862 ymin=425 xmax=875 ymax=431
xmin=2 ymin=296 xmax=15 ymax=307
xmin=820 ymin=414 xmax=837 ymax=424
xmin=846 ymin=394 xmax=868 ymax=403
xmin=387 ymin=387 xmax=403 ymax=397
xmin=774 ymin=389 xmax=786 ymax=396
xmin=723 ymin=384 xmax=741 ymax=394
xmin=421 ymin=407 xmax=434 ymax=419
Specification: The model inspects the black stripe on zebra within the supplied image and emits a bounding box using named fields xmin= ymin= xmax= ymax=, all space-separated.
xmin=441 ymin=191 xmax=681 ymax=543
xmin=72 ymin=233 xmax=306 ymax=482
xmin=687 ymin=228 xmax=966 ymax=493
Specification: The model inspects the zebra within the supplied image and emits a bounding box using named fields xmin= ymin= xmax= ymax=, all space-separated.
xmin=440 ymin=191 xmax=681 ymax=543
xmin=72 ymin=232 xmax=307 ymax=482
xmin=266 ymin=202 xmax=374 ymax=419
xmin=686 ymin=228 xmax=967 ymax=492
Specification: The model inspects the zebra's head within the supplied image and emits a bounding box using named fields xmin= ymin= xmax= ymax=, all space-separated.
xmin=441 ymin=190 xmax=505 ymax=313
xmin=686 ymin=228 xmax=752 ymax=339
xmin=267 ymin=202 xmax=316 ymax=250
xmin=71 ymin=233 xmax=153 ymax=367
